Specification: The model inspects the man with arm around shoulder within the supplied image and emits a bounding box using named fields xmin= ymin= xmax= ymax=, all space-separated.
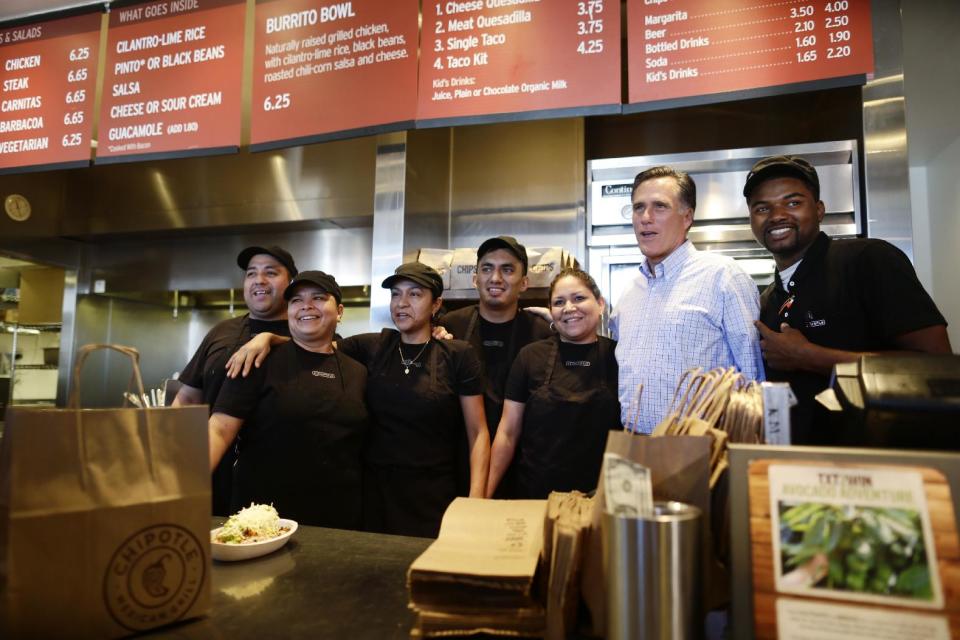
xmin=172 ymin=245 xmax=297 ymax=515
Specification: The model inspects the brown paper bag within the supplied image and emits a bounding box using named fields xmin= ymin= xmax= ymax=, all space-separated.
xmin=0 ymin=344 xmax=211 ymax=638
xmin=580 ymin=432 xmax=720 ymax=637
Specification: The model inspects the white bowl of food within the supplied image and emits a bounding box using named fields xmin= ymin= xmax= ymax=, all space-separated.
xmin=211 ymin=504 xmax=298 ymax=562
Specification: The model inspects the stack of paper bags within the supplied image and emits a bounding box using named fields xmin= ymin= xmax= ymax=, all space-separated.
xmin=544 ymin=491 xmax=594 ymax=640
xmin=408 ymin=498 xmax=548 ymax=637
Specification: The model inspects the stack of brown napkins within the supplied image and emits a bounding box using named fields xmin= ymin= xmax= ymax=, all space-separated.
xmin=543 ymin=491 xmax=594 ymax=640
xmin=408 ymin=498 xmax=548 ymax=637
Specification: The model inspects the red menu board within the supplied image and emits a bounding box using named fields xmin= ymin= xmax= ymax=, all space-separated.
xmin=628 ymin=0 xmax=874 ymax=107
xmin=98 ymin=0 xmax=244 ymax=162
xmin=417 ymin=0 xmax=620 ymax=125
xmin=0 ymin=12 xmax=101 ymax=173
xmin=251 ymin=0 xmax=419 ymax=150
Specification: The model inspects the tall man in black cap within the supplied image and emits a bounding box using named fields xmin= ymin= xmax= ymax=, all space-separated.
xmin=745 ymin=156 xmax=951 ymax=444
xmin=173 ymin=245 xmax=298 ymax=514
xmin=439 ymin=236 xmax=553 ymax=496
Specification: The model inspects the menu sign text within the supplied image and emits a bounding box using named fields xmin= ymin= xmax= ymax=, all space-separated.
xmin=0 ymin=13 xmax=101 ymax=172
xmin=417 ymin=0 xmax=620 ymax=124
xmin=628 ymin=0 xmax=874 ymax=105
xmin=251 ymin=0 xmax=419 ymax=149
xmin=98 ymin=0 xmax=244 ymax=161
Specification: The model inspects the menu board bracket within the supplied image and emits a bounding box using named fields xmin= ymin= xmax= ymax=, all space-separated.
xmin=417 ymin=103 xmax=621 ymax=131
xmin=623 ymin=74 xmax=866 ymax=115
xmin=93 ymin=144 xmax=239 ymax=165
xmin=250 ymin=119 xmax=413 ymax=154
xmin=0 ymin=159 xmax=91 ymax=176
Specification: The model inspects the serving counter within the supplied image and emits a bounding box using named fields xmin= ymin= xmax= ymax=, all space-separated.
xmin=147 ymin=520 xmax=432 ymax=639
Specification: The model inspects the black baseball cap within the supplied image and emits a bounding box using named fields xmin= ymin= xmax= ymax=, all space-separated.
xmin=237 ymin=246 xmax=298 ymax=278
xmin=381 ymin=262 xmax=444 ymax=298
xmin=477 ymin=235 xmax=529 ymax=274
xmin=743 ymin=156 xmax=821 ymax=201
xmin=284 ymin=270 xmax=342 ymax=304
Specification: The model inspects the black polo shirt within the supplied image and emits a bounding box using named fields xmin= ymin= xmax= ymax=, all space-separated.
xmin=759 ymin=232 xmax=946 ymax=445
xmin=179 ymin=314 xmax=291 ymax=516
xmin=440 ymin=305 xmax=553 ymax=433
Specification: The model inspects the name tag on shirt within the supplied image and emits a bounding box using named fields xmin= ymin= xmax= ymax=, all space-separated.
xmin=565 ymin=360 xmax=591 ymax=367
xmin=312 ymin=371 xmax=336 ymax=379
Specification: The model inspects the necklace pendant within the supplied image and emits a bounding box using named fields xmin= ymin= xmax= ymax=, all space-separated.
xmin=404 ymin=367 xmax=410 ymax=374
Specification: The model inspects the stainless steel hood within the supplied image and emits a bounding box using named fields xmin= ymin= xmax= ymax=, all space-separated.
xmin=587 ymin=140 xmax=860 ymax=250
xmin=586 ymin=140 xmax=862 ymax=310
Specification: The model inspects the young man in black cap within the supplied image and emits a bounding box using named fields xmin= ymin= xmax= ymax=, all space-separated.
xmin=439 ymin=236 xmax=553 ymax=496
xmin=173 ymin=245 xmax=297 ymax=515
xmin=746 ymin=155 xmax=951 ymax=444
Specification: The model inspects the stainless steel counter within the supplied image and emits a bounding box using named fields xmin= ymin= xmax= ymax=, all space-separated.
xmin=146 ymin=521 xmax=431 ymax=639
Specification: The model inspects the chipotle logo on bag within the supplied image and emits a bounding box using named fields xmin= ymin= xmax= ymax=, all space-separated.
xmin=102 ymin=524 xmax=206 ymax=632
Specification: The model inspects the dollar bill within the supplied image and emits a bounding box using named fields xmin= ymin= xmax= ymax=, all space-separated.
xmin=603 ymin=453 xmax=653 ymax=518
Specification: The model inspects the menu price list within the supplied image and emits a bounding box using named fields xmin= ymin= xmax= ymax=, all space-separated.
xmin=251 ymin=0 xmax=419 ymax=149
xmin=98 ymin=0 xmax=244 ymax=161
xmin=417 ymin=0 xmax=620 ymax=124
xmin=627 ymin=0 xmax=874 ymax=105
xmin=0 ymin=12 xmax=101 ymax=172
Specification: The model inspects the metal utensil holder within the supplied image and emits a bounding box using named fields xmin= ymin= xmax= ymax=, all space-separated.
xmin=603 ymin=501 xmax=702 ymax=640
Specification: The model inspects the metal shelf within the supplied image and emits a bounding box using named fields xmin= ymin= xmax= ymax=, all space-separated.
xmin=0 ymin=321 xmax=62 ymax=334
xmin=440 ymin=288 xmax=550 ymax=301
xmin=14 ymin=364 xmax=59 ymax=371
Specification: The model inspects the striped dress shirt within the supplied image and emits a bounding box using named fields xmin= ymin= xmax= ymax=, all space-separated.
xmin=609 ymin=240 xmax=764 ymax=434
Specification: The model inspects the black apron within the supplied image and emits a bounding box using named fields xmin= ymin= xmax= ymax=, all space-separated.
xmin=363 ymin=329 xmax=462 ymax=538
xmin=231 ymin=347 xmax=368 ymax=529
xmin=456 ymin=308 xmax=523 ymax=497
xmin=209 ymin=317 xmax=257 ymax=516
xmin=515 ymin=337 xmax=621 ymax=499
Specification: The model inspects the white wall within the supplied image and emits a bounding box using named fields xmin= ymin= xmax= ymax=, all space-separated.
xmin=902 ymin=0 xmax=960 ymax=349
xmin=923 ymin=139 xmax=960 ymax=347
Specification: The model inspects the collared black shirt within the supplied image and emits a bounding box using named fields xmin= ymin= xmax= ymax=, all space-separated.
xmin=759 ymin=232 xmax=946 ymax=444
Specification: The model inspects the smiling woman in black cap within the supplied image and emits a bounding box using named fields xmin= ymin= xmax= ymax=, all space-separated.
xmin=208 ymin=270 xmax=369 ymax=529
xmin=229 ymin=262 xmax=490 ymax=538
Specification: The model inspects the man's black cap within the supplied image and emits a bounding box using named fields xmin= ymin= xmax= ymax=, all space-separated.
xmin=477 ymin=235 xmax=529 ymax=273
xmin=284 ymin=270 xmax=342 ymax=304
xmin=743 ymin=156 xmax=820 ymax=201
xmin=237 ymin=246 xmax=298 ymax=278
xmin=381 ymin=262 xmax=444 ymax=298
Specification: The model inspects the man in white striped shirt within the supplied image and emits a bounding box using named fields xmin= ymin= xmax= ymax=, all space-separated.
xmin=609 ymin=166 xmax=764 ymax=434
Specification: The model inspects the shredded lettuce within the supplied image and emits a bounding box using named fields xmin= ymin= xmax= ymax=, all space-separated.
xmin=214 ymin=503 xmax=282 ymax=544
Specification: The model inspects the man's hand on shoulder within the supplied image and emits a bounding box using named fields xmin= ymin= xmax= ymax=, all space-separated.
xmin=523 ymin=306 xmax=552 ymax=325
xmin=432 ymin=325 xmax=454 ymax=340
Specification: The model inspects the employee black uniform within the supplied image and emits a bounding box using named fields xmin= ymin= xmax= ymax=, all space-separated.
xmin=178 ymin=244 xmax=298 ymax=516
xmin=759 ymin=231 xmax=947 ymax=445
xmin=504 ymin=335 xmax=621 ymax=498
xmin=213 ymin=340 xmax=369 ymax=528
xmin=442 ymin=306 xmax=553 ymax=433
xmin=338 ymin=329 xmax=483 ymax=538
xmin=442 ymin=235 xmax=553 ymax=497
